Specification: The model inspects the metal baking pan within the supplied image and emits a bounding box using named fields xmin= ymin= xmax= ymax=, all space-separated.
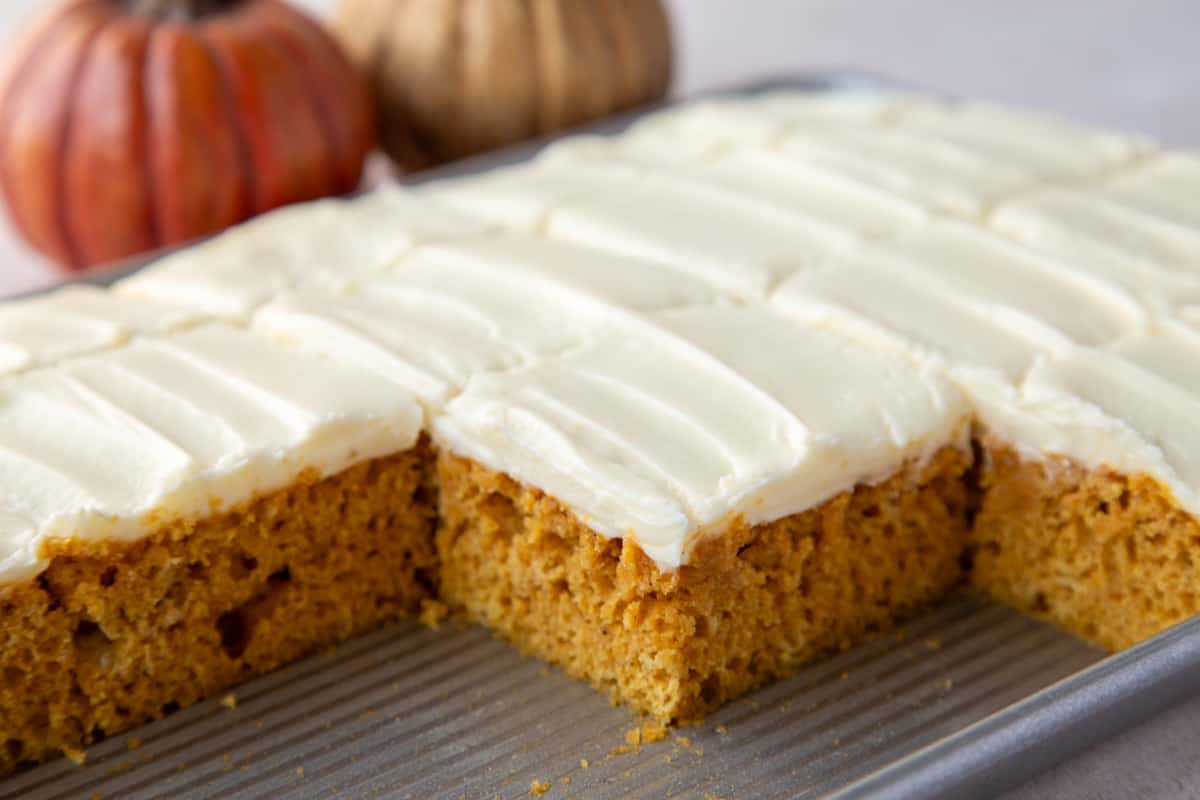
xmin=3 ymin=73 xmax=1197 ymax=800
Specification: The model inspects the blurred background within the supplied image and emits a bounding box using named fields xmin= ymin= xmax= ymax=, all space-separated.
xmin=0 ymin=0 xmax=1196 ymax=296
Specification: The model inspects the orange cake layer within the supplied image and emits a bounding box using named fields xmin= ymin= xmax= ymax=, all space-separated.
xmin=0 ymin=444 xmax=436 ymax=773
xmin=435 ymin=446 xmax=973 ymax=722
xmin=971 ymin=438 xmax=1200 ymax=651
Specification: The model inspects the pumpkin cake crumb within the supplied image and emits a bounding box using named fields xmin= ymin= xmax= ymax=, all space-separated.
xmin=640 ymin=719 xmax=669 ymax=743
xmin=436 ymin=446 xmax=971 ymax=721
xmin=971 ymin=439 xmax=1200 ymax=650
xmin=419 ymin=599 xmax=450 ymax=629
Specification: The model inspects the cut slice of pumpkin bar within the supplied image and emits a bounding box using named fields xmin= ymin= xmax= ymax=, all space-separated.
xmin=0 ymin=324 xmax=429 ymax=772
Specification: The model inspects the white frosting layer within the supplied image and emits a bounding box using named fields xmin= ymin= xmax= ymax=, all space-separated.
xmin=771 ymin=221 xmax=1148 ymax=384
xmin=0 ymin=285 xmax=206 ymax=377
xmin=539 ymin=141 xmax=931 ymax=242
xmin=118 ymin=187 xmax=488 ymax=320
xmin=422 ymin=159 xmax=646 ymax=230
xmin=894 ymin=99 xmax=1152 ymax=177
xmin=436 ymin=306 xmax=969 ymax=568
xmin=970 ymin=324 xmax=1200 ymax=519
xmin=989 ymin=185 xmax=1200 ymax=313
xmin=690 ymin=145 xmax=930 ymax=239
xmin=0 ymin=325 xmax=422 ymax=583
xmin=1102 ymin=151 xmax=1200 ymax=227
xmin=544 ymin=170 xmax=863 ymax=300
xmin=3 ymin=88 xmax=1200 ymax=582
xmin=253 ymin=234 xmax=718 ymax=408
xmin=776 ymin=125 xmax=1036 ymax=218
xmin=625 ymin=91 xmax=912 ymax=153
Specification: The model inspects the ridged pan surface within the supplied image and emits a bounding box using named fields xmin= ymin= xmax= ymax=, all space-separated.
xmin=0 ymin=597 xmax=1099 ymax=800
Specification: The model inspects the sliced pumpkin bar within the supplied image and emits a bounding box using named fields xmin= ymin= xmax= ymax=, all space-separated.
xmin=0 ymin=325 xmax=430 ymax=772
xmin=433 ymin=305 xmax=974 ymax=720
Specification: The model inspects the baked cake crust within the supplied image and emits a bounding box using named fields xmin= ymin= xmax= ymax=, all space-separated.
xmin=0 ymin=444 xmax=436 ymax=773
xmin=435 ymin=446 xmax=973 ymax=721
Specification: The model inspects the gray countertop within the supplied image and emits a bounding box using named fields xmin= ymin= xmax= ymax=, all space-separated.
xmin=1 ymin=2 xmax=1198 ymax=797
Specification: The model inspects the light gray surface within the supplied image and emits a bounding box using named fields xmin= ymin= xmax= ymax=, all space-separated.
xmin=1000 ymin=694 xmax=1200 ymax=800
xmin=1 ymin=3 xmax=1199 ymax=797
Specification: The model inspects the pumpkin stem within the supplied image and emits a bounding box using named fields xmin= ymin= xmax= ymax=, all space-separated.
xmin=126 ymin=0 xmax=244 ymax=20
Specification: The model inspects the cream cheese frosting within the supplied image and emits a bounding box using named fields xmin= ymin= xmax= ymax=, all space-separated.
xmin=2 ymin=87 xmax=1199 ymax=581
xmin=422 ymin=158 xmax=647 ymax=230
xmin=988 ymin=184 xmax=1200 ymax=313
xmin=435 ymin=305 xmax=969 ymax=568
xmin=770 ymin=221 xmax=1156 ymax=473
xmin=776 ymin=125 xmax=1038 ymax=218
xmin=543 ymin=170 xmax=863 ymax=300
xmin=118 ymin=186 xmax=488 ymax=320
xmin=623 ymin=91 xmax=912 ymax=155
xmin=766 ymin=98 xmax=1148 ymax=218
xmin=780 ymin=219 xmax=1146 ymax=346
xmin=1101 ymin=151 xmax=1200 ymax=229
xmin=688 ymin=145 xmax=930 ymax=239
xmin=0 ymin=285 xmax=206 ymax=377
xmin=969 ymin=323 xmax=1200 ymax=520
xmin=0 ymin=324 xmax=422 ymax=583
xmin=892 ymin=99 xmax=1152 ymax=178
xmin=252 ymin=233 xmax=718 ymax=409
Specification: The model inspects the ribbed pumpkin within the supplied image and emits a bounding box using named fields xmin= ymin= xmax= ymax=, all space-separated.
xmin=333 ymin=0 xmax=672 ymax=168
xmin=0 ymin=0 xmax=375 ymax=270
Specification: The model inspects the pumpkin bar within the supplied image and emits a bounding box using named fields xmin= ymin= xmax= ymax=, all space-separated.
xmin=431 ymin=306 xmax=972 ymax=719
xmin=0 ymin=325 xmax=431 ymax=770
xmin=968 ymin=320 xmax=1200 ymax=649
xmin=3 ymin=89 xmax=1200 ymax=772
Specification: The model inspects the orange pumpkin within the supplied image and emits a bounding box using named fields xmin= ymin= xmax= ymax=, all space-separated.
xmin=0 ymin=0 xmax=376 ymax=271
